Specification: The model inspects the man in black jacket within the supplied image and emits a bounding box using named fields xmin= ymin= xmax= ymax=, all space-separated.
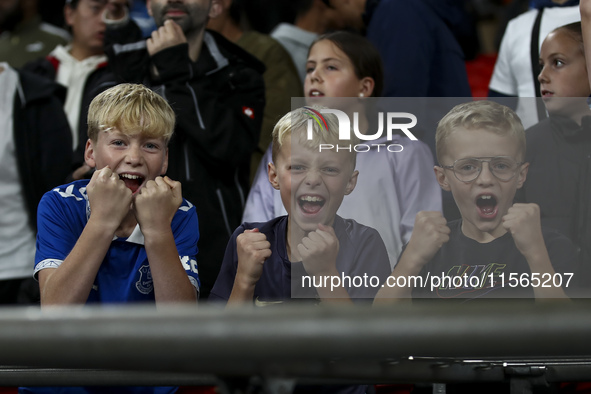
xmin=105 ymin=0 xmax=265 ymax=298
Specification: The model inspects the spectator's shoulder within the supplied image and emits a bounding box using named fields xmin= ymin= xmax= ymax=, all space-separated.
xmin=21 ymin=54 xmax=56 ymax=76
xmin=238 ymin=31 xmax=290 ymax=64
xmin=178 ymin=198 xmax=196 ymax=214
xmin=525 ymin=118 xmax=553 ymax=145
xmin=38 ymin=21 xmax=71 ymax=42
xmin=241 ymin=215 xmax=286 ymax=236
xmin=16 ymin=67 xmax=66 ymax=104
xmin=41 ymin=181 xmax=90 ymax=213
xmin=525 ymin=116 xmax=576 ymax=153
xmin=204 ymin=29 xmax=265 ymax=75
xmin=507 ymin=7 xmax=538 ymax=27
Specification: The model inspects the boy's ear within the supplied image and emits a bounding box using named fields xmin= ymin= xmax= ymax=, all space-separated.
xmin=344 ymin=169 xmax=359 ymax=195
xmin=268 ymin=162 xmax=280 ymax=190
xmin=160 ymin=148 xmax=169 ymax=176
xmin=359 ymin=77 xmax=375 ymax=97
xmin=434 ymin=165 xmax=451 ymax=191
xmin=84 ymin=139 xmax=97 ymax=169
xmin=515 ymin=162 xmax=529 ymax=189
xmin=146 ymin=0 xmax=153 ymax=17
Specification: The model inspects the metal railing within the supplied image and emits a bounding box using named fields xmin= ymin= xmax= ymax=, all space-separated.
xmin=0 ymin=300 xmax=590 ymax=389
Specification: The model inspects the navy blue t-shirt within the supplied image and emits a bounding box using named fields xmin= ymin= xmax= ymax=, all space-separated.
xmin=209 ymin=215 xmax=391 ymax=303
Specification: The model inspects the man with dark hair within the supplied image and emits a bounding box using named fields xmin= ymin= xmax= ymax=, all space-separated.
xmin=104 ymin=0 xmax=265 ymax=299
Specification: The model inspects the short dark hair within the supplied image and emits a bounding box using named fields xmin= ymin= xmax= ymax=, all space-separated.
xmin=310 ymin=31 xmax=384 ymax=97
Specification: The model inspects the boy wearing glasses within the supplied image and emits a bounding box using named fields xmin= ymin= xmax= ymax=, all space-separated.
xmin=374 ymin=100 xmax=576 ymax=303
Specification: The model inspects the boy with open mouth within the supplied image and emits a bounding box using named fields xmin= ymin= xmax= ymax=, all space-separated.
xmin=34 ymin=83 xmax=200 ymax=308
xmin=375 ymin=100 xmax=577 ymax=303
xmin=210 ymin=106 xmax=391 ymax=306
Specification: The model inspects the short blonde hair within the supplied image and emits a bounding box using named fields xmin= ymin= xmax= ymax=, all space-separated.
xmin=436 ymin=100 xmax=525 ymax=163
xmin=87 ymin=83 xmax=176 ymax=143
xmin=271 ymin=106 xmax=358 ymax=168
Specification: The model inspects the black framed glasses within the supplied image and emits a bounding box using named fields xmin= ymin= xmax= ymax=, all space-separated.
xmin=440 ymin=156 xmax=524 ymax=183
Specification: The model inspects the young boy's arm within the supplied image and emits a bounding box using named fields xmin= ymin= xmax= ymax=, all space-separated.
xmin=374 ymin=211 xmax=450 ymax=304
xmin=39 ymin=167 xmax=133 ymax=306
xmin=227 ymin=229 xmax=272 ymax=305
xmin=133 ymin=176 xmax=197 ymax=303
xmin=502 ymin=203 xmax=568 ymax=299
xmin=298 ymin=224 xmax=352 ymax=304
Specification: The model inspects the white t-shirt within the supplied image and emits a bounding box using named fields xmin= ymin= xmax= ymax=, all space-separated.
xmin=488 ymin=6 xmax=580 ymax=128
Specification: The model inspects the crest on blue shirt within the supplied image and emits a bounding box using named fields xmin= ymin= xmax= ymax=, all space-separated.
xmin=135 ymin=264 xmax=153 ymax=294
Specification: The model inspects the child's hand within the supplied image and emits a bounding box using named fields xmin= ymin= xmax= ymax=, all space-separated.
xmin=502 ymin=203 xmax=544 ymax=258
xmin=298 ymin=223 xmax=339 ymax=276
xmin=236 ymin=229 xmax=272 ymax=287
xmin=86 ymin=166 xmax=132 ymax=230
xmin=133 ymin=176 xmax=182 ymax=235
xmin=404 ymin=211 xmax=450 ymax=268
xmin=147 ymin=19 xmax=187 ymax=56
